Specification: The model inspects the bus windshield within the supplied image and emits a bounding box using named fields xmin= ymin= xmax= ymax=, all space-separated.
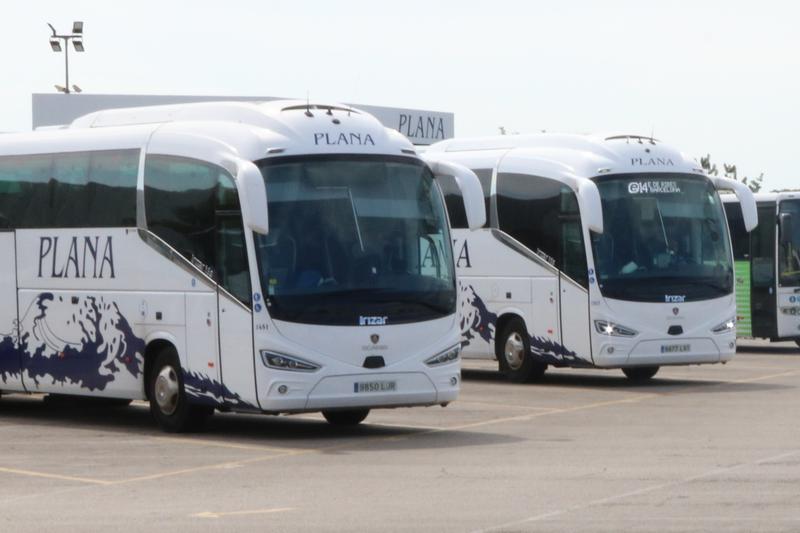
xmin=590 ymin=174 xmax=733 ymax=302
xmin=779 ymin=199 xmax=800 ymax=287
xmin=254 ymin=155 xmax=456 ymax=325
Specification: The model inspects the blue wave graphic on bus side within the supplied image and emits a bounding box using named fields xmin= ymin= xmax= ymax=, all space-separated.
xmin=182 ymin=370 xmax=258 ymax=410
xmin=460 ymin=284 xmax=591 ymax=368
xmin=460 ymin=284 xmax=497 ymax=345
xmin=0 ymin=293 xmax=256 ymax=409
xmin=18 ymin=293 xmax=146 ymax=391
xmin=0 ymin=334 xmax=18 ymax=383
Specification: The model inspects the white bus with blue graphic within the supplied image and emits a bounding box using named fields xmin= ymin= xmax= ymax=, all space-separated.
xmin=428 ymin=134 xmax=758 ymax=382
xmin=0 ymin=100 xmax=484 ymax=431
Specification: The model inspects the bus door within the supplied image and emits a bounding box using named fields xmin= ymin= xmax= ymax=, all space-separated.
xmin=215 ymin=211 xmax=258 ymax=408
xmin=750 ymin=203 xmax=777 ymax=338
xmin=0 ymin=231 xmax=23 ymax=390
xmin=776 ymin=197 xmax=800 ymax=339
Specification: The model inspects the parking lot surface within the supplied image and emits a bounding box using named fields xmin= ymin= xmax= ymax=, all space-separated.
xmin=0 ymin=339 xmax=798 ymax=532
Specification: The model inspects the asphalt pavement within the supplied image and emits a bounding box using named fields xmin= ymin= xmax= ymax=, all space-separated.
xmin=0 ymin=339 xmax=797 ymax=532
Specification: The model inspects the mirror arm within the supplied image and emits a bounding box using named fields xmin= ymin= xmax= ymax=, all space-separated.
xmin=422 ymin=155 xmax=487 ymax=230
xmin=712 ymin=176 xmax=758 ymax=232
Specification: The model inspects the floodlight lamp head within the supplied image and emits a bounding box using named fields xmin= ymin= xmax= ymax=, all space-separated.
xmin=72 ymin=85 xmax=82 ymax=93
xmin=73 ymin=39 xmax=84 ymax=52
xmin=72 ymin=21 xmax=83 ymax=34
xmin=49 ymin=39 xmax=62 ymax=52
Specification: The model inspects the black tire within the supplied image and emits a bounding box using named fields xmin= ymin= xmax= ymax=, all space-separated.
xmin=322 ymin=409 xmax=370 ymax=426
xmin=622 ymin=366 xmax=660 ymax=382
xmin=148 ymin=349 xmax=213 ymax=433
xmin=496 ymin=318 xmax=547 ymax=383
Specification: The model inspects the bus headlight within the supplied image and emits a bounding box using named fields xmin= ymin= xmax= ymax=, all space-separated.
xmin=711 ymin=317 xmax=736 ymax=334
xmin=594 ymin=320 xmax=637 ymax=337
xmin=425 ymin=345 xmax=461 ymax=366
xmin=260 ymin=351 xmax=320 ymax=372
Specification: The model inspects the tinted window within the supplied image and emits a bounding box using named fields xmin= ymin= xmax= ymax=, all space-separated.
xmin=497 ymin=173 xmax=561 ymax=267
xmin=474 ymin=168 xmax=493 ymax=226
xmin=0 ymin=150 xmax=138 ymax=229
xmin=723 ymin=201 xmax=750 ymax=261
xmin=561 ymin=190 xmax=588 ymax=287
xmin=145 ymin=155 xmax=222 ymax=270
xmin=87 ymin=151 xmax=139 ymax=227
xmin=437 ymin=175 xmax=468 ymax=229
xmin=751 ymin=203 xmax=776 ymax=287
xmin=0 ymin=154 xmax=51 ymax=228
xmin=216 ymin=176 xmax=251 ymax=305
xmin=255 ymin=155 xmax=455 ymax=325
xmin=778 ymin=199 xmax=800 ymax=287
xmin=145 ymin=155 xmax=250 ymax=303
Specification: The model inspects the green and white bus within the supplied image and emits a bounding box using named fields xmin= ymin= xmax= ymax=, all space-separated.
xmin=723 ymin=192 xmax=800 ymax=347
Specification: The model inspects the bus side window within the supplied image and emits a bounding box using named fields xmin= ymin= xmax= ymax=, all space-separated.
xmin=0 ymin=154 xmax=50 ymax=228
xmin=0 ymin=150 xmax=138 ymax=230
xmin=144 ymin=155 xmax=220 ymax=271
xmin=435 ymin=175 xmax=468 ymax=229
xmin=560 ymin=187 xmax=588 ymax=288
xmin=473 ymin=168 xmax=493 ymax=227
xmin=751 ymin=204 xmax=776 ymax=287
xmin=496 ymin=173 xmax=561 ymax=268
xmin=215 ymin=175 xmax=251 ymax=306
xmin=723 ymin=202 xmax=749 ymax=261
xmin=86 ymin=150 xmax=139 ymax=227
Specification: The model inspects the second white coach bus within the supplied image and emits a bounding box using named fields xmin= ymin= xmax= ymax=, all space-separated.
xmin=0 ymin=100 xmax=485 ymax=431
xmin=426 ymin=134 xmax=758 ymax=382
xmin=723 ymin=192 xmax=800 ymax=347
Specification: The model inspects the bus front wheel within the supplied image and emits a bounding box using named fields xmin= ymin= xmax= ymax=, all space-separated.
xmin=148 ymin=349 xmax=213 ymax=433
xmin=622 ymin=366 xmax=660 ymax=382
xmin=322 ymin=409 xmax=370 ymax=426
xmin=497 ymin=318 xmax=547 ymax=383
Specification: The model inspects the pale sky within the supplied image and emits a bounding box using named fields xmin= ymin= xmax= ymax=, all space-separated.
xmin=3 ymin=0 xmax=799 ymax=190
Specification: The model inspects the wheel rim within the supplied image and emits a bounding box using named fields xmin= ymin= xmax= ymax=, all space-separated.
xmin=154 ymin=366 xmax=180 ymax=416
xmin=504 ymin=332 xmax=526 ymax=370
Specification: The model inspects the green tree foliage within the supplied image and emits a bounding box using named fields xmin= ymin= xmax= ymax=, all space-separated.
xmin=700 ymin=154 xmax=763 ymax=192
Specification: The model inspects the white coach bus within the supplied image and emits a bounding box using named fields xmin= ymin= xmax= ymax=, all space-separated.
xmin=426 ymin=134 xmax=758 ymax=382
xmin=0 ymin=100 xmax=485 ymax=431
xmin=723 ymin=192 xmax=800 ymax=347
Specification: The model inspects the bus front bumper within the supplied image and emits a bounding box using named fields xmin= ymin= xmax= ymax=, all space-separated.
xmin=259 ymin=369 xmax=460 ymax=412
xmin=594 ymin=334 xmax=736 ymax=367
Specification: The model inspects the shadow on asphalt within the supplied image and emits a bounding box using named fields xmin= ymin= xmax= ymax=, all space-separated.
xmin=736 ymin=343 xmax=799 ymax=356
xmin=461 ymin=367 xmax=793 ymax=394
xmin=0 ymin=394 xmax=523 ymax=450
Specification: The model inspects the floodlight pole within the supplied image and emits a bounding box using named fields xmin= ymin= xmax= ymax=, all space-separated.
xmin=63 ymin=38 xmax=70 ymax=92
xmin=47 ymin=22 xmax=83 ymax=94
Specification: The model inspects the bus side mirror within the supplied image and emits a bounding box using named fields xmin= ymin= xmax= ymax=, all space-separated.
xmin=236 ymin=161 xmax=269 ymax=235
xmin=780 ymin=213 xmax=793 ymax=245
xmin=422 ymin=156 xmax=487 ymax=230
xmin=712 ymin=177 xmax=758 ymax=232
xmin=577 ymin=180 xmax=604 ymax=234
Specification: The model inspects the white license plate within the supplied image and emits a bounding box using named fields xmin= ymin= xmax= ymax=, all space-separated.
xmin=660 ymin=344 xmax=690 ymax=353
xmin=354 ymin=380 xmax=397 ymax=393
